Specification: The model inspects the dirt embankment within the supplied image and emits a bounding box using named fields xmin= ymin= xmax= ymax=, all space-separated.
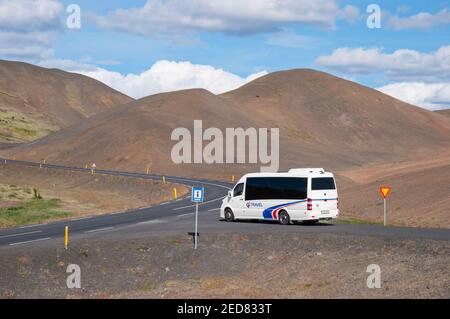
xmin=0 ymin=232 xmax=448 ymax=298
xmin=337 ymin=153 xmax=450 ymax=229
xmin=0 ymin=163 xmax=188 ymax=227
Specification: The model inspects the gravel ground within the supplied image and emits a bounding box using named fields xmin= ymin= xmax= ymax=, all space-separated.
xmin=0 ymin=232 xmax=448 ymax=299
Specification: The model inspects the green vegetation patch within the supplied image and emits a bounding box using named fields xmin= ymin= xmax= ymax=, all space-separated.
xmin=0 ymin=184 xmax=32 ymax=201
xmin=13 ymin=127 xmax=37 ymax=137
xmin=0 ymin=132 xmax=13 ymax=141
xmin=0 ymin=198 xmax=71 ymax=227
xmin=0 ymin=106 xmax=58 ymax=142
xmin=336 ymin=217 xmax=382 ymax=226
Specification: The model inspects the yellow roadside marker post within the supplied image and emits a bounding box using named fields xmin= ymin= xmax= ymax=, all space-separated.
xmin=173 ymin=188 xmax=177 ymax=200
xmin=64 ymin=226 xmax=69 ymax=250
xmin=163 ymin=176 xmax=166 ymax=184
xmin=232 ymin=175 xmax=235 ymax=183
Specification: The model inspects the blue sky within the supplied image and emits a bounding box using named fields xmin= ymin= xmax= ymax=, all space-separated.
xmin=1 ymin=0 xmax=450 ymax=109
xmin=56 ymin=1 xmax=449 ymax=76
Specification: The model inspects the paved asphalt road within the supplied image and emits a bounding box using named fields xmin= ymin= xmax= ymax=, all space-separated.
xmin=0 ymin=159 xmax=449 ymax=247
xmin=0 ymin=143 xmax=20 ymax=150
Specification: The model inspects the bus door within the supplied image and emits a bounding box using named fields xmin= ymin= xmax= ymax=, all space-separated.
xmin=230 ymin=182 xmax=246 ymax=217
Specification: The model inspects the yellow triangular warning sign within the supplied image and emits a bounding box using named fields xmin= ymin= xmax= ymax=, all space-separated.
xmin=379 ymin=186 xmax=391 ymax=199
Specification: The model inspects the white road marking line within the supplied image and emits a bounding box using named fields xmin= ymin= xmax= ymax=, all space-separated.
xmin=0 ymin=230 xmax=42 ymax=239
xmin=166 ymin=177 xmax=231 ymax=190
xmin=71 ymin=216 xmax=92 ymax=221
xmin=177 ymin=213 xmax=194 ymax=218
xmin=137 ymin=219 xmax=164 ymax=225
xmin=172 ymin=196 xmax=224 ymax=211
xmin=101 ymin=205 xmax=153 ymax=216
xmin=9 ymin=237 xmax=51 ymax=246
xmin=208 ymin=208 xmax=220 ymax=211
xmin=19 ymin=223 xmax=47 ymax=229
xmin=159 ymin=202 xmax=169 ymax=205
xmin=84 ymin=227 xmax=114 ymax=234
xmin=172 ymin=205 xmax=191 ymax=211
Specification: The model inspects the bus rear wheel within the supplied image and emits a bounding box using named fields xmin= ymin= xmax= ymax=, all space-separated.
xmin=278 ymin=210 xmax=291 ymax=225
xmin=224 ymin=208 xmax=235 ymax=222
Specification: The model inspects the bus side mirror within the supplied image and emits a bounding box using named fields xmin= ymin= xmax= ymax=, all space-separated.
xmin=228 ymin=190 xmax=232 ymax=198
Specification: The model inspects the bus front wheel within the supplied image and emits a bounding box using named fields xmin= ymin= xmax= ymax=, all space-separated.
xmin=224 ymin=208 xmax=235 ymax=222
xmin=278 ymin=210 xmax=291 ymax=225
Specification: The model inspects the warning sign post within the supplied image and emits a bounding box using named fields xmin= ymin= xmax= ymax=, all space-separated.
xmin=379 ymin=186 xmax=391 ymax=226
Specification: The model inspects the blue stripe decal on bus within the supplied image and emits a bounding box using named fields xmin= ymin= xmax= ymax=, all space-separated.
xmin=262 ymin=200 xmax=306 ymax=219
xmin=261 ymin=198 xmax=337 ymax=219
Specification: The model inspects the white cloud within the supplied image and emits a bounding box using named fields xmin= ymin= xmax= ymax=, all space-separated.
xmin=0 ymin=0 xmax=63 ymax=61
xmin=316 ymin=46 xmax=450 ymax=110
xmin=395 ymin=6 xmax=410 ymax=15
xmin=315 ymin=46 xmax=450 ymax=82
xmin=378 ymin=82 xmax=450 ymax=110
xmin=38 ymin=58 xmax=98 ymax=72
xmin=94 ymin=0 xmax=357 ymax=35
xmin=0 ymin=31 xmax=56 ymax=60
xmin=41 ymin=59 xmax=268 ymax=99
xmin=338 ymin=5 xmax=361 ymax=23
xmin=266 ymin=28 xmax=317 ymax=48
xmin=0 ymin=0 xmax=63 ymax=31
xmin=388 ymin=8 xmax=450 ymax=30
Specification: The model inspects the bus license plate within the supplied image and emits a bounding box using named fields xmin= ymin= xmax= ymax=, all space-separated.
xmin=321 ymin=210 xmax=330 ymax=215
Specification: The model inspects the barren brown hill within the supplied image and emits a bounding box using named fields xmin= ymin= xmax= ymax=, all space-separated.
xmin=3 ymin=88 xmax=253 ymax=175
xmin=0 ymin=60 xmax=133 ymax=142
xmin=436 ymin=109 xmax=450 ymax=117
xmin=3 ymin=69 xmax=450 ymax=179
xmin=222 ymin=69 xmax=450 ymax=167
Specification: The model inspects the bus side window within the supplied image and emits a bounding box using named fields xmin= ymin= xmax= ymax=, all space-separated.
xmin=233 ymin=183 xmax=244 ymax=197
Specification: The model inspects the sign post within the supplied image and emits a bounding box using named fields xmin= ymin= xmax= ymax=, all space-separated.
xmin=191 ymin=187 xmax=204 ymax=250
xmin=379 ymin=186 xmax=391 ymax=226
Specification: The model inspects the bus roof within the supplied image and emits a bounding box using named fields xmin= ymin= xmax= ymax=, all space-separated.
xmin=239 ymin=170 xmax=335 ymax=180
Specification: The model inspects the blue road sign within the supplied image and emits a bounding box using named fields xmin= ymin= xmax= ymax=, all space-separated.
xmin=191 ymin=187 xmax=205 ymax=203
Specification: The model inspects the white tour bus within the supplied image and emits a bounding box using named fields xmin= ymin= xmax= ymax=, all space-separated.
xmin=220 ymin=168 xmax=338 ymax=225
